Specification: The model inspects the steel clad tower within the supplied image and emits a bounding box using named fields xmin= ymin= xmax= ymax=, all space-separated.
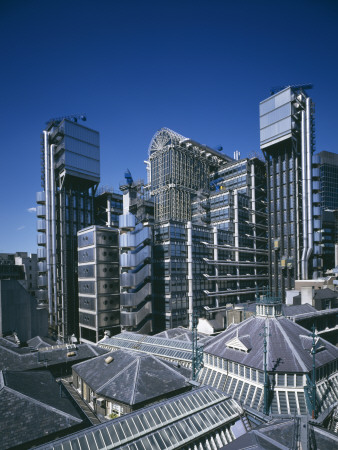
xmin=36 ymin=116 xmax=100 ymax=341
xmin=259 ymin=86 xmax=322 ymax=298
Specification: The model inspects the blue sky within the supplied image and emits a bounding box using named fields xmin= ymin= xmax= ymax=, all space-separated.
xmin=0 ymin=0 xmax=337 ymax=253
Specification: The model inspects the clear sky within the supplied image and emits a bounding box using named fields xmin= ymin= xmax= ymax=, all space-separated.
xmin=0 ymin=0 xmax=337 ymax=254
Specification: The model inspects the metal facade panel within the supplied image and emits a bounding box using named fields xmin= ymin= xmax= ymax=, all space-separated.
xmin=64 ymin=120 xmax=100 ymax=147
xmin=78 ymin=231 xmax=94 ymax=247
xmin=79 ymin=312 xmax=96 ymax=327
xmin=96 ymin=230 xmax=119 ymax=246
xmin=98 ymin=279 xmax=119 ymax=294
xmin=78 ymin=280 xmax=96 ymax=294
xmin=98 ymin=311 xmax=120 ymax=327
xmin=78 ymin=248 xmax=95 ymax=263
xmin=98 ymin=295 xmax=120 ymax=311
xmin=78 ymin=264 xmax=95 ymax=278
xmin=79 ymin=296 xmax=96 ymax=311
xmin=97 ymin=247 xmax=119 ymax=262
xmin=97 ymin=263 xmax=119 ymax=278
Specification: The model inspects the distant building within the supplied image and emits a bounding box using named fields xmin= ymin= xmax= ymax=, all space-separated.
xmin=94 ymin=187 xmax=123 ymax=228
xmin=317 ymin=151 xmax=338 ymax=211
xmin=78 ymin=225 xmax=120 ymax=343
xmin=0 ymin=252 xmax=38 ymax=297
xmin=0 ymin=280 xmax=48 ymax=342
xmin=37 ymin=117 xmax=100 ymax=341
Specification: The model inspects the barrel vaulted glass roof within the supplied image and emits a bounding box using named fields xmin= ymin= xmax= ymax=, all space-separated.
xmin=37 ymin=387 xmax=244 ymax=450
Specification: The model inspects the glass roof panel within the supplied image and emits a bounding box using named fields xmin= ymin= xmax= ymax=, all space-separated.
xmin=93 ymin=430 xmax=104 ymax=448
xmin=78 ymin=436 xmax=89 ymax=450
xmin=133 ymin=415 xmax=144 ymax=432
xmin=144 ymin=411 xmax=156 ymax=428
xmin=85 ymin=433 xmax=97 ymax=449
xmin=70 ymin=439 xmax=80 ymax=450
xmin=100 ymin=428 xmax=112 ymax=446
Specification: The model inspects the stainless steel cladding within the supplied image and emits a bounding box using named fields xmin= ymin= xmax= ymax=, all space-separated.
xmin=54 ymin=120 xmax=100 ymax=183
xmin=259 ymin=87 xmax=294 ymax=148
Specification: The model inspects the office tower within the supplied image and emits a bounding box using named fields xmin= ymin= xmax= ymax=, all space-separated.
xmin=37 ymin=116 xmax=100 ymax=341
xmin=149 ymin=128 xmax=232 ymax=223
xmin=317 ymin=151 xmax=338 ymax=211
xmin=259 ymin=86 xmax=322 ymax=297
xmin=94 ymin=187 xmax=123 ymax=228
xmin=77 ymin=226 xmax=120 ymax=343
xmin=120 ymin=128 xmax=268 ymax=331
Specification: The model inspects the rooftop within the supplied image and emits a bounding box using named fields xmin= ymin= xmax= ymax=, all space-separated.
xmin=72 ymin=349 xmax=191 ymax=405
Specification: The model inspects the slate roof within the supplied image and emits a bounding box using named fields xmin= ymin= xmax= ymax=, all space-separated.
xmin=0 ymin=341 xmax=106 ymax=371
xmin=314 ymin=288 xmax=338 ymax=300
xmin=204 ymin=315 xmax=338 ymax=373
xmin=72 ymin=349 xmax=191 ymax=405
xmin=283 ymin=303 xmax=317 ymax=317
xmin=27 ymin=335 xmax=56 ymax=349
xmin=0 ymin=370 xmax=82 ymax=449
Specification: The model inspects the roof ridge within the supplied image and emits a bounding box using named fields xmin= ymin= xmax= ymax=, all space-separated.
xmin=274 ymin=319 xmax=308 ymax=372
xmin=131 ymin=357 xmax=141 ymax=405
xmin=3 ymin=386 xmax=82 ymax=422
xmin=97 ymin=358 xmax=137 ymax=392
xmin=155 ymin=356 xmax=188 ymax=379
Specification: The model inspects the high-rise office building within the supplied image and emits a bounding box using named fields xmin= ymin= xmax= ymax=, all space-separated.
xmin=36 ymin=117 xmax=100 ymax=341
xmin=120 ymin=128 xmax=268 ymax=331
xmin=317 ymin=151 xmax=338 ymax=211
xmin=259 ymin=86 xmax=322 ymax=297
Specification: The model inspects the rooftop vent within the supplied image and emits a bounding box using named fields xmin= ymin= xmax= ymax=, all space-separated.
xmin=105 ymin=356 xmax=114 ymax=364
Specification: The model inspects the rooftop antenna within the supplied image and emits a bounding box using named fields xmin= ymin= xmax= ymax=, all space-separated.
xmin=46 ymin=113 xmax=87 ymax=126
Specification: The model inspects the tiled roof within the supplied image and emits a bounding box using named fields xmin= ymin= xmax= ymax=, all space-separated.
xmin=0 ymin=341 xmax=106 ymax=371
xmin=204 ymin=316 xmax=338 ymax=373
xmin=0 ymin=370 xmax=82 ymax=449
xmin=72 ymin=349 xmax=191 ymax=405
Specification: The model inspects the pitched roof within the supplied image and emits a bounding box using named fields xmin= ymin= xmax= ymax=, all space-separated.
xmin=0 ymin=341 xmax=106 ymax=371
xmin=72 ymin=349 xmax=191 ymax=405
xmin=27 ymin=335 xmax=56 ymax=349
xmin=314 ymin=288 xmax=338 ymax=300
xmin=0 ymin=370 xmax=82 ymax=449
xmin=204 ymin=316 xmax=338 ymax=373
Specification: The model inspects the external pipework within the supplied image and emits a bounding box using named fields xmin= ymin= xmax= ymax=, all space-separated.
xmin=301 ymin=109 xmax=308 ymax=279
xmin=213 ymin=226 xmax=219 ymax=308
xmin=251 ymin=164 xmax=257 ymax=284
xmin=43 ymin=130 xmax=53 ymax=325
xmin=107 ymin=193 xmax=111 ymax=227
xmin=187 ymin=221 xmax=193 ymax=330
xmin=50 ymin=144 xmax=57 ymax=324
xmin=234 ymin=189 xmax=240 ymax=299
xmin=306 ymin=97 xmax=313 ymax=267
